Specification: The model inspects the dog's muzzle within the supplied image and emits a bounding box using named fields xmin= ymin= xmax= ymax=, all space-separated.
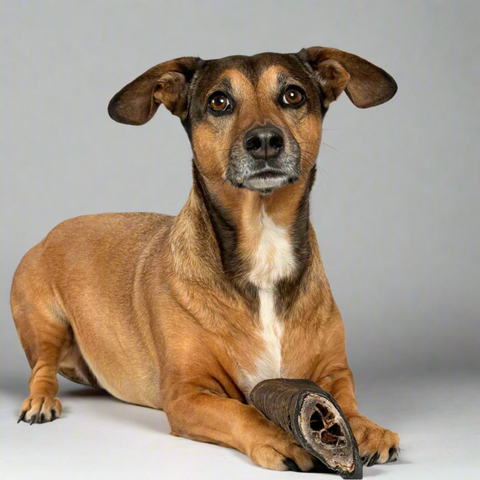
xmin=227 ymin=125 xmax=301 ymax=194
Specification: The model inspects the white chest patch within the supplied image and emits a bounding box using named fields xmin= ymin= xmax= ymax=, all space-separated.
xmin=242 ymin=207 xmax=296 ymax=396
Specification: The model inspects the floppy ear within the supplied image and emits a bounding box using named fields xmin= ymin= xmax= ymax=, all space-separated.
xmin=298 ymin=47 xmax=397 ymax=108
xmin=108 ymin=56 xmax=201 ymax=125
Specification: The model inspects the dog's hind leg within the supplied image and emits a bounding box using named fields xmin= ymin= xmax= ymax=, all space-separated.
xmin=11 ymin=250 xmax=71 ymax=424
xmin=12 ymin=303 xmax=70 ymax=424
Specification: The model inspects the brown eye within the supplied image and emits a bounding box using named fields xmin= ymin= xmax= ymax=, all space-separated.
xmin=208 ymin=92 xmax=231 ymax=112
xmin=282 ymin=87 xmax=305 ymax=107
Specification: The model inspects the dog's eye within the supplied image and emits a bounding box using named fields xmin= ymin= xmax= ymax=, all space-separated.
xmin=208 ymin=92 xmax=231 ymax=113
xmin=282 ymin=86 xmax=306 ymax=107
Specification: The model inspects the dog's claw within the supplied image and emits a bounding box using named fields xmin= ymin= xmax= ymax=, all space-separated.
xmin=17 ymin=411 xmax=26 ymax=424
xmin=51 ymin=409 xmax=56 ymax=421
xmin=367 ymin=452 xmax=380 ymax=467
xmin=388 ymin=446 xmax=397 ymax=462
xmin=283 ymin=458 xmax=301 ymax=472
xmin=40 ymin=413 xmax=45 ymax=423
xmin=29 ymin=414 xmax=36 ymax=425
xmin=361 ymin=456 xmax=369 ymax=465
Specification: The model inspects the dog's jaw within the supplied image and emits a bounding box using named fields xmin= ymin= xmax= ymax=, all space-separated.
xmin=241 ymin=173 xmax=294 ymax=195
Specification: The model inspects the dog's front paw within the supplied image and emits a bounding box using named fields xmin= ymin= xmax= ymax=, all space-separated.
xmin=248 ymin=429 xmax=315 ymax=472
xmin=17 ymin=396 xmax=62 ymax=424
xmin=347 ymin=414 xmax=399 ymax=466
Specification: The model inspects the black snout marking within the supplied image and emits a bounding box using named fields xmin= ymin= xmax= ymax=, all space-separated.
xmin=243 ymin=126 xmax=285 ymax=161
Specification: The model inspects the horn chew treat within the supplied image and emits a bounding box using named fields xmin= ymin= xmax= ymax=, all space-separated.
xmin=250 ymin=379 xmax=363 ymax=479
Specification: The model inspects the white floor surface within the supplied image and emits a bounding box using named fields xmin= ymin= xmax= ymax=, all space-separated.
xmin=1 ymin=373 xmax=478 ymax=480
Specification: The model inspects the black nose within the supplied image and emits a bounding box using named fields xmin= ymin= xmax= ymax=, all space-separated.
xmin=243 ymin=126 xmax=285 ymax=161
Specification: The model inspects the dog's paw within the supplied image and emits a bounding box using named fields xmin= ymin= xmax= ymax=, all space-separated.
xmin=248 ymin=430 xmax=315 ymax=472
xmin=17 ymin=396 xmax=62 ymax=424
xmin=347 ymin=414 xmax=399 ymax=466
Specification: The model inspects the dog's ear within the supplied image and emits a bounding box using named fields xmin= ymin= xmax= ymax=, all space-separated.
xmin=108 ymin=56 xmax=201 ymax=125
xmin=298 ymin=47 xmax=397 ymax=108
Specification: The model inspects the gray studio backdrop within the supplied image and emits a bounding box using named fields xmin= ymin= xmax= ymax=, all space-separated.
xmin=1 ymin=1 xmax=479 ymax=388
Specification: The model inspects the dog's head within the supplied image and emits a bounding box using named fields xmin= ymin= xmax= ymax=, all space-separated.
xmin=109 ymin=48 xmax=397 ymax=195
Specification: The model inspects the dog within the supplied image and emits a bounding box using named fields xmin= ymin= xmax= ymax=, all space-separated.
xmin=11 ymin=46 xmax=399 ymax=472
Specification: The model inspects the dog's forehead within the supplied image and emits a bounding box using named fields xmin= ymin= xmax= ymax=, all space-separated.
xmin=193 ymin=52 xmax=312 ymax=97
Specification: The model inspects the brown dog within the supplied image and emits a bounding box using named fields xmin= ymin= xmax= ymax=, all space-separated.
xmin=11 ymin=47 xmax=399 ymax=472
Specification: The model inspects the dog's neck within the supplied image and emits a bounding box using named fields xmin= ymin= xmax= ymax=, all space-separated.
xmin=176 ymin=161 xmax=316 ymax=309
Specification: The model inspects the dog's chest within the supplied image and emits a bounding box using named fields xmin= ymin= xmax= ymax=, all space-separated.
xmin=240 ymin=208 xmax=296 ymax=395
